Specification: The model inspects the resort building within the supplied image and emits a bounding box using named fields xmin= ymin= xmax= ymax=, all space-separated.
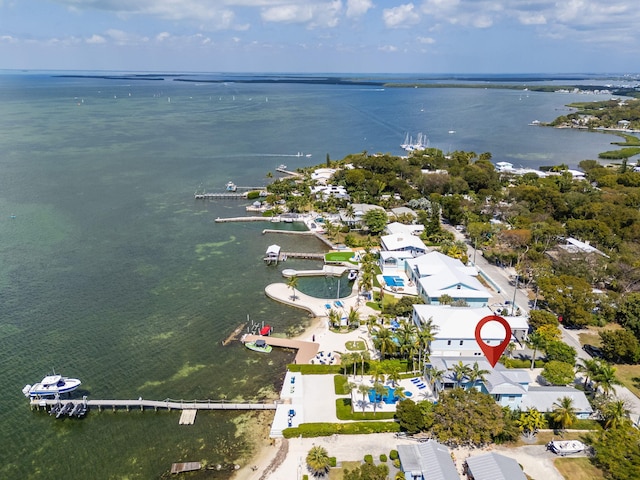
xmin=412 ymin=305 xmax=529 ymax=356
xmin=464 ymin=452 xmax=527 ymax=480
xmin=397 ymin=440 xmax=459 ymax=480
xmin=309 ymin=184 xmax=350 ymax=200
xmin=379 ymin=251 xmax=415 ymax=276
xmin=310 ymin=168 xmax=336 ymax=184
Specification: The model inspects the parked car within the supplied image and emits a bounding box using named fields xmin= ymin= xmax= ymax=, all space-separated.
xmin=583 ymin=344 xmax=603 ymax=358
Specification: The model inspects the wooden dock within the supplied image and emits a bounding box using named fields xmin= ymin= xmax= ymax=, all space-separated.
xmin=171 ymin=462 xmax=201 ymax=474
xmin=31 ymin=398 xmax=277 ymax=412
xmin=215 ymin=216 xmax=269 ymax=223
xmin=179 ymin=409 xmax=197 ymax=425
xmin=222 ymin=323 xmax=246 ymax=346
xmin=195 ymin=192 xmax=248 ymax=199
xmin=241 ymin=334 xmax=319 ymax=364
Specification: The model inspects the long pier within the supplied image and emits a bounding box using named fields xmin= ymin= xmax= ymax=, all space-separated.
xmin=30 ymin=398 xmax=277 ymax=412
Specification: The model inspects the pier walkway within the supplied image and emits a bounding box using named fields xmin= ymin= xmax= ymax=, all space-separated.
xmin=241 ymin=334 xmax=319 ymax=364
xmin=31 ymin=398 xmax=277 ymax=412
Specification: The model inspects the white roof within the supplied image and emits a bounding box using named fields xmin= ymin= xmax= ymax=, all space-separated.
xmin=406 ymin=251 xmax=477 ymax=278
xmin=385 ymin=221 xmax=424 ymax=236
xmin=381 ymin=233 xmax=427 ymax=252
xmin=418 ymin=270 xmax=489 ymax=300
xmin=519 ymin=386 xmax=593 ymax=414
xmin=266 ymin=244 xmax=281 ymax=255
xmin=414 ymin=305 xmax=528 ymax=340
xmin=380 ymin=250 xmax=415 ymax=261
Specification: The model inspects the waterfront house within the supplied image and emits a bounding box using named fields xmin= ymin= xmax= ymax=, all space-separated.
xmin=405 ymin=252 xmax=489 ymax=307
xmin=397 ymin=440 xmax=459 ymax=480
xmin=412 ymin=305 xmax=529 ymax=356
xmin=381 ymin=233 xmax=428 ymax=257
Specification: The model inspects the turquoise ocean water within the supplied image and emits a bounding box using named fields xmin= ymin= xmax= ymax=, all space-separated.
xmin=0 ymin=73 xmax=623 ymax=478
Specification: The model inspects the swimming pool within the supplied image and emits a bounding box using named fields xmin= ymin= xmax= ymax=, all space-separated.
xmin=383 ymin=276 xmax=405 ymax=287
xmin=368 ymin=386 xmax=403 ymax=404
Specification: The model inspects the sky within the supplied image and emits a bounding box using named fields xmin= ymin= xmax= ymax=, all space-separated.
xmin=0 ymin=0 xmax=639 ymax=73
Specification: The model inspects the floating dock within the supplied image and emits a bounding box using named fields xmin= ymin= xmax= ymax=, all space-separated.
xmin=171 ymin=462 xmax=201 ymax=474
xmin=241 ymin=334 xmax=319 ymax=364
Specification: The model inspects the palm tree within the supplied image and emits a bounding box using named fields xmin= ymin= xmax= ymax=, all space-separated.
xmin=386 ymin=364 xmax=401 ymax=387
xmin=347 ymin=307 xmax=360 ymax=328
xmin=452 ymin=361 xmax=472 ymax=388
xmin=527 ymin=331 xmax=546 ymax=370
xmin=357 ymin=384 xmax=370 ymax=413
xmin=360 ymin=350 xmax=370 ymax=379
xmin=371 ymin=381 xmax=387 ymax=416
xmin=395 ymin=323 xmax=416 ymax=368
xmin=306 ymin=445 xmax=331 ymax=477
xmin=370 ymin=362 xmax=386 ymax=385
xmin=374 ymin=327 xmax=396 ymax=360
xmin=592 ymin=362 xmax=621 ymax=398
xmin=394 ymin=385 xmax=407 ymax=402
xmin=576 ymin=358 xmax=601 ymax=390
xmin=551 ymin=396 xmax=577 ymax=431
xmin=516 ymin=408 xmax=546 ymax=439
xmin=602 ymin=399 xmax=631 ymax=429
xmin=327 ymin=309 xmax=341 ymax=329
xmin=427 ymin=367 xmax=446 ymax=394
xmin=286 ymin=275 xmax=299 ymax=301
xmin=467 ymin=362 xmax=490 ymax=389
xmin=340 ymin=352 xmax=354 ymax=377
xmin=416 ymin=320 xmax=436 ymax=374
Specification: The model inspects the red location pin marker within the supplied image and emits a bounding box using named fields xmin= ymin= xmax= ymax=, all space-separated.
xmin=474 ymin=315 xmax=512 ymax=367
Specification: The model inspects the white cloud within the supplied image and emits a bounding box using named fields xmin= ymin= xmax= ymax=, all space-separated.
xmin=156 ymin=32 xmax=171 ymax=42
xmin=379 ymin=44 xmax=398 ymax=52
xmin=105 ymin=29 xmax=149 ymax=45
xmin=346 ymin=0 xmax=372 ymax=18
xmin=383 ymin=4 xmax=420 ymax=29
xmin=417 ymin=36 xmax=435 ymax=44
xmin=260 ymin=1 xmax=342 ymax=28
xmin=86 ymin=34 xmax=106 ymax=44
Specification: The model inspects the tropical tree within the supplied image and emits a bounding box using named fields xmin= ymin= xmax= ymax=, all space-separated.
xmin=359 ymin=350 xmax=371 ymax=379
xmin=541 ymin=360 xmax=575 ymax=385
xmin=516 ymin=408 xmax=546 ymax=439
xmin=346 ymin=307 xmax=360 ymax=328
xmin=550 ymin=396 xmax=577 ymax=431
xmin=602 ymin=399 xmax=631 ymax=430
xmin=467 ymin=362 xmax=490 ymax=388
xmin=395 ymin=399 xmax=424 ymax=434
xmin=371 ymin=381 xmax=387 ymax=416
xmin=527 ymin=331 xmax=546 ymax=369
xmin=386 ymin=363 xmax=401 ymax=387
xmin=340 ymin=352 xmax=355 ymax=377
xmin=427 ymin=367 xmax=446 ymax=394
xmin=369 ymin=362 xmax=386 ymax=384
xmin=374 ymin=327 xmax=396 ymax=359
xmin=357 ymin=384 xmax=370 ymax=413
xmin=576 ymin=358 xmax=602 ymax=390
xmin=287 ymin=275 xmax=299 ymax=301
xmin=452 ymin=361 xmax=472 ymax=388
xmin=416 ymin=318 xmax=437 ymax=373
xmin=592 ymin=362 xmax=621 ymax=397
xmin=328 ymin=309 xmax=341 ymax=329
xmin=306 ymin=445 xmax=331 ymax=477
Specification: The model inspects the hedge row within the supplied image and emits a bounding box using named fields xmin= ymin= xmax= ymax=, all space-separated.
xmin=282 ymin=421 xmax=400 ymax=438
xmin=287 ymin=364 xmax=342 ymax=374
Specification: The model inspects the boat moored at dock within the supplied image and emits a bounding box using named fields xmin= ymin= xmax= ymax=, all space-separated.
xmin=23 ymin=374 xmax=81 ymax=398
xmin=244 ymin=339 xmax=273 ymax=353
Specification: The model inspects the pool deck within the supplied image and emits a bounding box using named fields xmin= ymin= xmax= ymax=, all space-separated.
xmin=264 ymin=281 xmax=361 ymax=317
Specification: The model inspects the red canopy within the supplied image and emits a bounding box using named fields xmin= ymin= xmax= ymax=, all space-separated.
xmin=260 ymin=325 xmax=272 ymax=336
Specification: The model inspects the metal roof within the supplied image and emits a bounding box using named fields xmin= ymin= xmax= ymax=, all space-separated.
xmin=465 ymin=452 xmax=527 ymax=480
xmin=397 ymin=440 xmax=459 ymax=480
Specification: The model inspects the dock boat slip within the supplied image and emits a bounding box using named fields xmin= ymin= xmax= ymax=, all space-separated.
xmin=244 ymin=339 xmax=273 ymax=353
xmin=23 ymin=374 xmax=81 ymax=398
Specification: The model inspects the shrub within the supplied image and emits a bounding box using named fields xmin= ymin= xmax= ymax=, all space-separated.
xmin=396 ymin=472 xmax=406 ymax=480
xmin=287 ymin=364 xmax=342 ymax=374
xmin=389 ymin=450 xmax=398 ymax=460
xmin=329 ymin=457 xmax=337 ymax=467
xmin=364 ymin=454 xmax=374 ymax=465
xmin=246 ymin=191 xmax=261 ymax=200
xmin=283 ymin=421 xmax=400 ymax=438
xmin=379 ymin=454 xmax=388 ymax=462
xmin=334 ymin=375 xmax=349 ymax=395
xmin=302 ymin=476 xmax=309 ymax=480
xmin=393 ymin=459 xmax=401 ymax=469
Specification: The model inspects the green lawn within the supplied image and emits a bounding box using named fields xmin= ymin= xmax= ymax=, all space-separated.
xmin=335 ymin=398 xmax=395 ymax=420
xmin=554 ymin=458 xmax=605 ymax=480
xmin=612 ymin=363 xmax=640 ymax=399
xmin=325 ymin=251 xmax=358 ymax=264
xmin=329 ymin=461 xmax=362 ymax=480
xmin=345 ymin=340 xmax=366 ymax=351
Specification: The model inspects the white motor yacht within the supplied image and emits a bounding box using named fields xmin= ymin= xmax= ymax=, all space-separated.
xmin=22 ymin=374 xmax=82 ymax=398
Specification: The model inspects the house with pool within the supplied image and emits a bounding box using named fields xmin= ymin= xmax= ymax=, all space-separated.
xmin=412 ymin=305 xmax=529 ymax=356
xmin=405 ymin=252 xmax=490 ymax=307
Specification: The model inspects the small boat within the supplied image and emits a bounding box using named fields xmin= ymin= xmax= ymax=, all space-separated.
xmin=245 ymin=339 xmax=272 ymax=353
xmin=23 ymin=374 xmax=82 ymax=398
xmin=546 ymin=440 xmax=586 ymax=456
xmin=277 ymin=164 xmax=287 ymax=170
xmin=226 ymin=181 xmax=237 ymax=192
xmin=348 ymin=269 xmax=358 ymax=281
xmin=259 ymin=324 xmax=272 ymax=336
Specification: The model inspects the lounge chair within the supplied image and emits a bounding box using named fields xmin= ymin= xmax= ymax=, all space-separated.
xmin=411 ymin=378 xmax=420 ymax=383
xmin=325 ymin=304 xmax=331 ymax=310
xmin=334 ymin=301 xmax=344 ymax=308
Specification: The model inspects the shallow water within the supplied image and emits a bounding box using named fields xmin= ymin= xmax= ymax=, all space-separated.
xmin=0 ymin=73 xmax=623 ymax=478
